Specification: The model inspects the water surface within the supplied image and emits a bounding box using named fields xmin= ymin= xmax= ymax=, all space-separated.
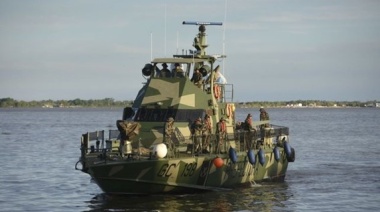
xmin=0 ymin=107 xmax=379 ymax=211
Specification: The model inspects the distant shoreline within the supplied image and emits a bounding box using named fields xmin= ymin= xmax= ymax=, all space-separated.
xmin=0 ymin=97 xmax=379 ymax=108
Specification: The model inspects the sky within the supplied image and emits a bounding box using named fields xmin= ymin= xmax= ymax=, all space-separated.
xmin=0 ymin=0 xmax=379 ymax=102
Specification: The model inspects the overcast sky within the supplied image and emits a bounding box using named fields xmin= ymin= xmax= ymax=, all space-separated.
xmin=1 ymin=0 xmax=379 ymax=102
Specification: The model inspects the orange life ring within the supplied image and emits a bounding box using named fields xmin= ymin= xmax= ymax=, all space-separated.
xmin=226 ymin=104 xmax=232 ymax=118
xmin=213 ymin=85 xmax=221 ymax=99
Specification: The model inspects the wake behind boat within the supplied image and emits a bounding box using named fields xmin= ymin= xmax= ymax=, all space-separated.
xmin=75 ymin=21 xmax=295 ymax=195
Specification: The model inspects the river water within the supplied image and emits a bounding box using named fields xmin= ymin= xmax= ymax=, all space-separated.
xmin=0 ymin=107 xmax=379 ymax=211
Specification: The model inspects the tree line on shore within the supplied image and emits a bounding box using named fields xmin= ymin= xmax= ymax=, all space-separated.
xmin=238 ymin=100 xmax=378 ymax=108
xmin=0 ymin=97 xmax=378 ymax=108
xmin=0 ymin=97 xmax=133 ymax=108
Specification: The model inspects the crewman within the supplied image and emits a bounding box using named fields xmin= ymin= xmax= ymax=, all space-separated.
xmin=215 ymin=117 xmax=227 ymax=153
xmin=202 ymin=114 xmax=212 ymax=153
xmin=244 ymin=113 xmax=257 ymax=149
xmin=259 ymin=107 xmax=270 ymax=128
xmin=164 ymin=117 xmax=175 ymax=155
xmin=191 ymin=68 xmax=203 ymax=88
xmin=191 ymin=117 xmax=203 ymax=153
xmin=173 ymin=63 xmax=184 ymax=78
xmin=160 ymin=63 xmax=171 ymax=78
xmin=259 ymin=107 xmax=270 ymax=142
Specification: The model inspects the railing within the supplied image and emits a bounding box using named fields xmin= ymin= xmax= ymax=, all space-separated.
xmin=80 ymin=125 xmax=289 ymax=159
xmin=219 ymin=83 xmax=233 ymax=103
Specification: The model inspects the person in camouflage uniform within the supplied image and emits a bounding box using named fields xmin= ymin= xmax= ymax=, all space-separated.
xmin=259 ymin=107 xmax=270 ymax=127
xmin=164 ymin=117 xmax=175 ymax=154
xmin=244 ymin=113 xmax=257 ymax=149
xmin=202 ymin=114 xmax=212 ymax=153
xmin=116 ymin=120 xmax=141 ymax=158
xmin=259 ymin=107 xmax=270 ymax=141
xmin=191 ymin=117 xmax=203 ymax=153
xmin=173 ymin=63 xmax=184 ymax=78
xmin=191 ymin=68 xmax=203 ymax=88
xmin=215 ymin=117 xmax=227 ymax=153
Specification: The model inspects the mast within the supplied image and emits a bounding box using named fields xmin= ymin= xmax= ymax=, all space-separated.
xmin=182 ymin=21 xmax=222 ymax=56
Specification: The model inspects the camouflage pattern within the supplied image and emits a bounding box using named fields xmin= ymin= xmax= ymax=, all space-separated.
xmin=76 ymin=22 xmax=295 ymax=195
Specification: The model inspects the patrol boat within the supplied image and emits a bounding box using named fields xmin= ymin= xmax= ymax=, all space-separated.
xmin=75 ymin=21 xmax=295 ymax=195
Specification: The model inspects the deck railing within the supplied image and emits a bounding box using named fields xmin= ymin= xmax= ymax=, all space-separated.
xmin=81 ymin=125 xmax=289 ymax=158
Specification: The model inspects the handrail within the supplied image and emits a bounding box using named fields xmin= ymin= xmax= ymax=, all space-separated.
xmin=80 ymin=125 xmax=289 ymax=158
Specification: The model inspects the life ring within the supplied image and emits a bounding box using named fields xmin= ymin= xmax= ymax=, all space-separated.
xmin=226 ymin=104 xmax=233 ymax=118
xmin=213 ymin=84 xmax=221 ymax=99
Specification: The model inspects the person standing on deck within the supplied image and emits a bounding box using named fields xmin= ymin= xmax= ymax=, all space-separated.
xmin=202 ymin=114 xmax=212 ymax=153
xmin=244 ymin=113 xmax=257 ymax=149
xmin=164 ymin=117 xmax=175 ymax=155
xmin=259 ymin=107 xmax=270 ymax=127
xmin=215 ymin=117 xmax=227 ymax=153
xmin=259 ymin=107 xmax=270 ymax=141
xmin=191 ymin=117 xmax=203 ymax=153
xmin=116 ymin=120 xmax=130 ymax=158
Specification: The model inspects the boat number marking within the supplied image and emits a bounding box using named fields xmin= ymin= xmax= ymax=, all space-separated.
xmin=157 ymin=162 xmax=197 ymax=177
xmin=157 ymin=163 xmax=177 ymax=177
xmin=181 ymin=162 xmax=197 ymax=177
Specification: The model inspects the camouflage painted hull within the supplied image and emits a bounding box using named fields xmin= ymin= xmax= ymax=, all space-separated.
xmin=83 ymin=148 xmax=289 ymax=195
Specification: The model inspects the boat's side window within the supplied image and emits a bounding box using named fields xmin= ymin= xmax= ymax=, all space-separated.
xmin=122 ymin=107 xmax=135 ymax=120
xmin=152 ymin=108 xmax=166 ymax=121
xmin=133 ymin=108 xmax=203 ymax=123
xmin=174 ymin=109 xmax=203 ymax=122
xmin=135 ymin=107 xmax=147 ymax=121
xmin=165 ymin=107 xmax=176 ymax=121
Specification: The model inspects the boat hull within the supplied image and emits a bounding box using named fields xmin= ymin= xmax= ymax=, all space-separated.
xmin=84 ymin=148 xmax=289 ymax=195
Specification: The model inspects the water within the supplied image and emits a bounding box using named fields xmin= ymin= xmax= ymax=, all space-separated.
xmin=0 ymin=107 xmax=379 ymax=211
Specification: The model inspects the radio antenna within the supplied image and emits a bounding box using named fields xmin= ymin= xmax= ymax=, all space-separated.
xmin=222 ymin=0 xmax=228 ymax=74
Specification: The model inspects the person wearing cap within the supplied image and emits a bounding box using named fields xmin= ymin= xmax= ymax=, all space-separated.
xmin=259 ymin=107 xmax=270 ymax=127
xmin=173 ymin=63 xmax=184 ymax=78
xmin=244 ymin=113 xmax=257 ymax=149
xmin=191 ymin=117 xmax=203 ymax=153
xmin=160 ymin=63 xmax=171 ymax=78
xmin=164 ymin=117 xmax=175 ymax=154
xmin=215 ymin=117 xmax=227 ymax=153
xmin=202 ymin=114 xmax=212 ymax=153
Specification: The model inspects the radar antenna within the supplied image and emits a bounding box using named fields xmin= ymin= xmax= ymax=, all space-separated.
xmin=182 ymin=21 xmax=223 ymax=56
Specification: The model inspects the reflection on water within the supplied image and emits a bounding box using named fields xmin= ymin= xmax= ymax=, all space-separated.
xmin=87 ymin=182 xmax=292 ymax=211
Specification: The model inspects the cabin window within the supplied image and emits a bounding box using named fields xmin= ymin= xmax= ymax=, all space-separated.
xmin=134 ymin=108 xmax=203 ymax=122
